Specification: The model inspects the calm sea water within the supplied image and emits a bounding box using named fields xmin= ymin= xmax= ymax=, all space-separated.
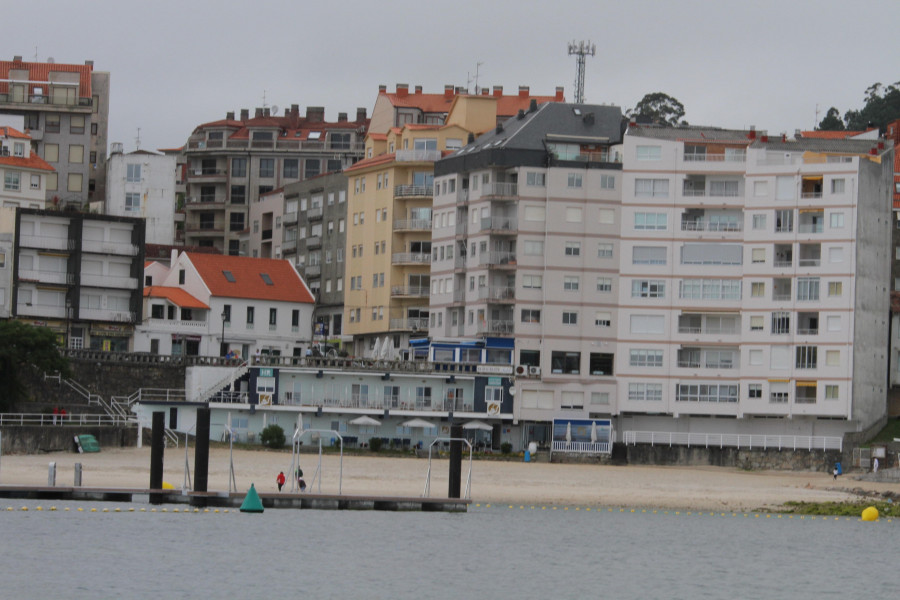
xmin=2 ymin=501 xmax=898 ymax=599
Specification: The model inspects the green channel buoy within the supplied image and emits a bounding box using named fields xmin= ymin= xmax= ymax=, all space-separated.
xmin=240 ymin=483 xmax=264 ymax=513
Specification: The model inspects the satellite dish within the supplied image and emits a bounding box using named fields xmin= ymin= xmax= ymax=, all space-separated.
xmin=271 ymin=105 xmax=279 ymax=115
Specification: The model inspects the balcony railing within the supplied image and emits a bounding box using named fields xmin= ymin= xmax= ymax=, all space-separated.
xmin=478 ymin=286 xmax=515 ymax=302
xmin=455 ymin=222 xmax=468 ymax=236
xmin=78 ymin=308 xmax=137 ymax=323
xmin=304 ymin=265 xmax=321 ymax=278
xmin=481 ymin=216 xmax=517 ymax=233
xmin=681 ymin=220 xmax=742 ymax=232
xmin=454 ymin=256 xmax=466 ymax=269
xmin=773 ymin=260 xmax=793 ymax=268
xmin=797 ymin=259 xmax=820 ymax=267
xmin=391 ymin=285 xmax=429 ymax=297
xmin=683 ymin=152 xmax=746 ymax=163
xmin=457 ymin=189 xmax=469 ymax=204
xmin=392 ymin=252 xmax=432 ymax=265
xmin=145 ymin=318 xmax=208 ymax=333
xmin=800 ymin=192 xmax=823 ymax=199
xmin=81 ymin=274 xmax=139 ymax=290
xmin=306 ymin=236 xmax=322 ymax=249
xmin=18 ymin=269 xmax=71 ymax=285
xmin=452 ymin=289 xmax=466 ymax=303
xmin=797 ymin=224 xmax=824 ymax=234
xmin=677 ymin=325 xmax=740 ymax=335
xmin=796 ymin=328 xmax=819 ymax=335
xmin=81 ymin=240 xmax=139 ymax=256
xmin=393 ymin=218 xmax=432 ymax=231
xmin=476 ymin=319 xmax=514 ymax=335
xmin=189 ymin=168 xmax=227 ymax=177
xmin=395 ymin=149 xmax=442 ymax=162
xmin=307 ymin=207 xmax=323 ymax=221
xmin=282 ymin=239 xmax=297 ymax=252
xmin=481 ymin=182 xmax=518 ymax=197
xmin=394 ymin=185 xmax=433 ymax=198
xmin=283 ymin=212 xmax=298 ymax=225
xmin=479 ymin=251 xmax=517 ymax=267
xmin=0 ymin=89 xmax=92 ymax=109
xmin=19 ymin=235 xmax=73 ymax=251
xmin=389 ymin=318 xmax=429 ymax=331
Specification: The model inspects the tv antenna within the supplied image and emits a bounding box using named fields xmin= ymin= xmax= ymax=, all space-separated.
xmin=135 ymin=127 xmax=142 ymax=151
xmin=467 ymin=61 xmax=484 ymax=94
xmin=567 ymin=40 xmax=596 ymax=104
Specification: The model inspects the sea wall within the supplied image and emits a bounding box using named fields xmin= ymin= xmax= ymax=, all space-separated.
xmin=0 ymin=425 xmax=137 ymax=454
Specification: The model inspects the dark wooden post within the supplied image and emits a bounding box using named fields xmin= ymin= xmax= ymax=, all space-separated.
xmin=448 ymin=424 xmax=463 ymax=498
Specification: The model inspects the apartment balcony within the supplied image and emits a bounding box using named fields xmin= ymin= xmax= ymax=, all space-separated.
xmin=682 ymin=151 xmax=746 ymax=164
xmin=283 ymin=212 xmax=298 ymax=225
xmin=306 ymin=235 xmax=322 ymax=249
xmin=185 ymin=224 xmax=225 ymax=235
xmin=392 ymin=252 xmax=432 ymax=265
xmin=307 ymin=207 xmax=323 ymax=221
xmin=81 ymin=240 xmax=140 ymax=256
xmin=476 ymin=319 xmax=514 ymax=336
xmin=0 ymin=90 xmax=92 ymax=111
xmin=17 ymin=303 xmax=66 ymax=319
xmin=395 ymin=149 xmax=442 ymax=162
xmin=17 ymin=269 xmax=73 ymax=286
xmin=80 ymin=274 xmax=139 ymax=290
xmin=394 ymin=185 xmax=433 ymax=198
xmin=797 ymin=223 xmax=824 ymax=234
xmin=481 ymin=182 xmax=518 ymax=198
xmin=78 ymin=308 xmax=137 ymax=323
xmin=478 ymin=286 xmax=516 ymax=303
xmin=391 ymin=285 xmax=429 ymax=298
xmin=680 ymin=216 xmax=742 ymax=233
xmin=187 ymin=168 xmax=227 ymax=182
xmin=393 ymin=218 xmax=432 ymax=232
xmin=481 ymin=216 xmax=517 ymax=234
xmin=451 ymin=289 xmax=466 ymax=304
xmin=18 ymin=235 xmax=74 ymax=252
xmin=479 ymin=251 xmax=517 ymax=268
xmin=454 ymin=255 xmax=467 ymax=270
xmin=455 ymin=222 xmax=468 ymax=237
xmin=304 ymin=265 xmax=321 ymax=279
xmin=261 ymin=229 xmax=272 ymax=241
xmin=282 ymin=239 xmax=297 ymax=253
xmin=185 ymin=196 xmax=225 ymax=209
xmin=457 ymin=189 xmax=469 ymax=205
xmin=389 ymin=317 xmax=429 ymax=331
xmin=145 ymin=318 xmax=209 ymax=334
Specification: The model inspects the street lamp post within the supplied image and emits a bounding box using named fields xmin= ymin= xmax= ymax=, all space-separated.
xmin=64 ymin=298 xmax=71 ymax=349
xmin=220 ymin=309 xmax=228 ymax=357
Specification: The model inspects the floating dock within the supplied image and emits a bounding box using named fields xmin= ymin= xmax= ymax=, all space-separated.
xmin=0 ymin=485 xmax=470 ymax=512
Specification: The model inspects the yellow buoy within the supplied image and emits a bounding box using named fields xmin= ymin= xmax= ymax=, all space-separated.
xmin=861 ymin=506 xmax=879 ymax=521
xmin=162 ymin=482 xmax=175 ymax=490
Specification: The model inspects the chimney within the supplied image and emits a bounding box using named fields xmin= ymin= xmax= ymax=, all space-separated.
xmin=518 ymin=85 xmax=530 ymax=98
xmin=85 ymin=60 xmax=94 ymax=67
xmin=338 ymin=112 xmax=347 ymax=122
xmin=517 ymin=109 xmax=525 ymax=120
xmin=761 ymin=134 xmax=769 ymax=142
xmin=781 ymin=133 xmax=786 ymax=142
xmin=870 ymin=147 xmax=878 ymax=155
xmin=467 ymin=133 xmax=475 ymax=144
xmin=110 ymin=142 xmax=123 ymax=154
xmin=481 ymin=88 xmax=489 ymax=96
xmin=240 ymin=109 xmax=249 ymax=121
xmin=291 ymin=104 xmax=300 ymax=117
xmin=356 ymin=107 xmax=367 ymax=122
xmin=13 ymin=55 xmax=22 ymax=62
xmin=555 ymin=86 xmax=565 ymax=101
xmin=226 ymin=111 xmax=235 ymax=120
xmin=444 ymin=84 xmax=454 ymax=99
xmin=455 ymin=86 xmax=465 ymax=94
xmin=415 ymin=85 xmax=422 ymax=94
xmin=496 ymin=123 xmax=503 ymax=134
xmin=171 ymin=249 xmax=178 ymax=266
xmin=254 ymin=108 xmax=264 ymax=118
xmin=748 ymin=126 xmax=756 ymax=140
xmin=378 ymin=84 xmax=387 ymax=93
xmin=493 ymin=85 xmax=503 ymax=97
xmin=794 ymin=129 xmax=802 ymax=140
xmin=264 ymin=108 xmax=270 ymax=117
xmin=306 ymin=106 xmax=325 ymax=122
xmin=396 ymin=83 xmax=409 ymax=98
xmin=878 ymin=141 xmax=885 ymax=150
xmin=529 ymin=99 xmax=538 ymax=113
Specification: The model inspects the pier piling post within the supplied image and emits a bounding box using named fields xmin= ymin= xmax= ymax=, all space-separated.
xmin=449 ymin=424 xmax=462 ymax=498
xmin=149 ymin=411 xmax=165 ymax=504
xmin=191 ymin=408 xmax=211 ymax=507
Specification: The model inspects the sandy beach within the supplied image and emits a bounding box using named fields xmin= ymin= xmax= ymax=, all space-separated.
xmin=1 ymin=445 xmax=896 ymax=511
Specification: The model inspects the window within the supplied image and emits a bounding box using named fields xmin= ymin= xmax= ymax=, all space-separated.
xmin=563 ymin=276 xmax=580 ymax=291
xmin=283 ymin=159 xmax=299 ymax=179
xmin=550 ymin=351 xmax=580 ymax=374
xmin=828 ymin=282 xmax=842 ymax=297
xmin=630 ymin=314 xmax=665 ymax=334
xmin=229 ymin=213 xmax=244 ymax=231
xmin=776 ymin=176 xmax=794 ymax=200
xmin=775 ymin=209 xmax=793 ymax=233
xmin=562 ymin=311 xmax=578 ymax=325
xmin=676 ymin=384 xmax=737 ymax=403
xmin=632 ymin=279 xmax=665 ymax=298
xmin=830 ymin=213 xmax=844 ymax=228
xmin=797 ymin=277 xmax=820 ymax=301
xmin=636 ymin=145 xmax=661 ymax=161
xmin=600 ymin=174 xmax=615 ymax=189
xmin=44 ymin=143 xmax=59 ymax=163
xmin=748 ymin=384 xmax=762 ymax=398
xmin=597 ymin=244 xmax=613 ymax=258
xmin=632 ymin=246 xmax=666 ymax=265
xmin=259 ymin=158 xmax=274 ymax=177
xmin=589 ymin=353 xmax=614 ymax=375
xmin=634 ymin=212 xmax=667 ymax=230
xmin=749 ymin=349 xmax=763 ymax=365
xmin=826 ymin=350 xmax=840 ymax=367
xmin=796 ymin=346 xmax=817 ymax=369
xmin=825 ymin=385 xmax=839 ymax=400
xmin=521 ymin=309 xmax=541 ymax=323
xmin=827 ymin=315 xmax=841 ymax=331
xmin=126 ymin=164 xmax=141 ymax=182
xmin=628 ymin=383 xmax=662 ymax=401
xmin=523 ymin=205 xmax=545 ymax=221
xmin=30 ymin=174 xmax=40 ymax=190
xmin=750 ymin=315 xmax=764 ymax=331
xmin=678 ymin=279 xmax=741 ymax=300
xmin=268 ymin=308 xmax=277 ymax=326
xmin=125 ymin=192 xmax=140 ymax=212
xmin=752 ymin=214 xmax=767 ymax=230
xmin=522 ymin=274 xmax=542 ymax=289
xmin=595 ymin=311 xmax=611 ymax=327
xmin=67 ymin=173 xmax=82 ymax=192
xmin=630 ymin=349 xmax=663 ymax=367
xmin=246 ymin=307 xmax=255 ymax=324
xmin=567 ymin=173 xmax=583 ymax=188
xmin=597 ymin=277 xmax=612 ymax=292
xmin=751 ymin=248 xmax=766 ymax=264
xmin=45 ymin=114 xmax=60 ymax=133
xmin=566 ymin=207 xmax=582 ymax=222
xmin=230 ymin=185 xmax=246 ymax=204
xmin=751 ymin=282 xmax=765 ymax=297
xmin=771 ymin=311 xmax=790 ymax=334
xmin=305 ymin=159 xmax=320 ymax=179
xmin=598 ymin=208 xmax=615 ymax=224
xmin=635 ymin=178 xmax=668 ymax=197
xmin=232 ymin=158 xmax=247 ymax=177
xmin=565 ymin=242 xmax=581 ymax=256
xmin=829 ymin=247 xmax=844 ymax=263
xmin=709 ymin=180 xmax=739 ymax=197
xmin=524 ymin=240 xmax=544 ymax=255
xmin=831 ymin=178 xmax=845 ymax=194
xmin=67 ymin=144 xmax=84 ymax=164
xmin=526 ymin=172 xmax=545 ymax=186
xmin=4 ymin=171 xmax=21 ymax=191
xmin=753 ymin=181 xmax=769 ymax=196
xmin=70 ymin=114 xmax=85 ymax=134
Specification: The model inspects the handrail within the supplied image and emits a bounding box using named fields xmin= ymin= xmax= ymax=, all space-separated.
xmin=0 ymin=413 xmax=132 ymax=426
xmin=422 ymin=437 xmax=472 ymax=499
xmin=623 ymin=430 xmax=842 ymax=451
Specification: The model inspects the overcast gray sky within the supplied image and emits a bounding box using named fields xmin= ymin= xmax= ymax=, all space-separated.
xmin=6 ymin=0 xmax=899 ymax=153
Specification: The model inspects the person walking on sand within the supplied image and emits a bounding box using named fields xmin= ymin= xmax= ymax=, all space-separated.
xmin=276 ymin=471 xmax=286 ymax=492
xmin=833 ymin=466 xmax=838 ymax=480
xmin=873 ymin=457 xmax=879 ymax=474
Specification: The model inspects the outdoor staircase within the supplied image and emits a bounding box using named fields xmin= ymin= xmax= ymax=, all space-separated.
xmin=196 ymin=361 xmax=250 ymax=403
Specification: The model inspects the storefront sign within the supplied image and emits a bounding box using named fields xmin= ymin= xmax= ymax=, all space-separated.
xmin=476 ymin=365 xmax=513 ymax=375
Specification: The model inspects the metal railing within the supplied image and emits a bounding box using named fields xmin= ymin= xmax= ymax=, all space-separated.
xmin=395 ymin=149 xmax=442 ymax=162
xmin=682 ymin=153 xmax=746 ymax=163
xmin=481 ymin=182 xmax=518 ymax=197
xmin=394 ymin=185 xmax=433 ymax=197
xmin=391 ymin=285 xmax=429 ymax=297
xmin=623 ymin=430 xmax=842 ymax=451
xmin=0 ymin=413 xmax=132 ymax=427
xmin=195 ymin=361 xmax=250 ymax=403
xmin=393 ymin=218 xmax=432 ymax=231
xmin=551 ymin=440 xmax=612 ymax=454
xmin=481 ymin=216 xmax=517 ymax=232
xmin=391 ymin=252 xmax=432 ymax=264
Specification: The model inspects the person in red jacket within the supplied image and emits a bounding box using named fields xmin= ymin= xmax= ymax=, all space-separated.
xmin=276 ymin=471 xmax=286 ymax=492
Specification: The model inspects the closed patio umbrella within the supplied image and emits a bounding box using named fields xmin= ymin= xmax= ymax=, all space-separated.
xmin=349 ymin=415 xmax=382 ymax=427
xmin=590 ymin=421 xmax=598 ymax=444
xmin=401 ymin=418 xmax=437 ymax=429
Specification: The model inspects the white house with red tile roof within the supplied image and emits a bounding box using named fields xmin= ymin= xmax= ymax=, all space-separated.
xmin=0 ymin=126 xmax=54 ymax=209
xmin=134 ymin=251 xmax=315 ymax=358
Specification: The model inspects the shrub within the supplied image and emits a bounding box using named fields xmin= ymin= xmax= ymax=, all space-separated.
xmin=369 ymin=437 xmax=383 ymax=452
xmin=259 ymin=424 xmax=286 ymax=449
xmin=500 ymin=442 xmax=512 ymax=455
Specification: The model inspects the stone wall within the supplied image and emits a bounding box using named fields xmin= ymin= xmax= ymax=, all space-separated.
xmin=623 ymin=444 xmax=842 ymax=472
xmin=0 ymin=425 xmax=137 ymax=454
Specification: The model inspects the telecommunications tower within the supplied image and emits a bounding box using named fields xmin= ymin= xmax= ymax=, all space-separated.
xmin=567 ymin=40 xmax=596 ymax=104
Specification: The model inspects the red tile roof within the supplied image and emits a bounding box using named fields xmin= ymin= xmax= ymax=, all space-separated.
xmin=383 ymin=91 xmax=564 ymax=117
xmin=801 ymin=130 xmax=866 ymax=139
xmin=185 ymin=253 xmax=314 ymax=303
xmin=0 ymin=153 xmax=55 ymax=172
xmin=0 ymin=59 xmax=93 ymax=96
xmin=1 ymin=126 xmax=31 ymax=139
xmin=344 ymin=152 xmax=397 ymax=172
xmin=144 ymin=286 xmax=209 ymax=310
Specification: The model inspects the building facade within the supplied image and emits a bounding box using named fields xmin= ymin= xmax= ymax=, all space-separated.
xmin=0 ymin=56 xmax=110 ymax=207
xmin=105 ymin=145 xmax=176 ymax=245
xmin=181 ymin=105 xmax=367 ymax=255
xmin=1 ymin=125 xmax=54 ymax=209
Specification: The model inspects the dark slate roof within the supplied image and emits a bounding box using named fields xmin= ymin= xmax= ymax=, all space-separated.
xmin=751 ymin=137 xmax=891 ymax=154
xmin=626 ymin=124 xmax=754 ymax=142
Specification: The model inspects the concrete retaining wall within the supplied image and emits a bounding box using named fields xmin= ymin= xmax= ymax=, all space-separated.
xmin=624 ymin=444 xmax=842 ymax=472
xmin=0 ymin=426 xmax=137 ymax=454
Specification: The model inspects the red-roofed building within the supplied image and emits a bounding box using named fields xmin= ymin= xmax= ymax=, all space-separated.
xmin=0 ymin=56 xmax=110 ymax=208
xmin=0 ymin=126 xmax=55 ymax=209
xmin=180 ymin=103 xmax=369 ymax=254
xmin=134 ymin=251 xmax=315 ymax=358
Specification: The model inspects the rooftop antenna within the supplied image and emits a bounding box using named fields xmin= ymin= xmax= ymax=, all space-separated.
xmin=567 ymin=40 xmax=596 ymax=104
xmin=467 ymin=61 xmax=483 ymax=94
xmin=262 ymin=90 xmax=268 ymax=109
xmin=34 ymin=46 xmax=38 ymax=61
xmin=814 ymin=103 xmax=820 ymax=130
xmin=135 ymin=127 xmax=141 ymax=151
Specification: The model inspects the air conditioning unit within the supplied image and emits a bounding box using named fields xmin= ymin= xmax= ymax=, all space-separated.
xmin=514 ymin=364 xmax=527 ymax=376
xmin=528 ymin=366 xmax=541 ymax=377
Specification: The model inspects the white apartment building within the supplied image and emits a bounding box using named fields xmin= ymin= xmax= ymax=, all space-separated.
xmin=0 ymin=125 xmax=54 ymax=209
xmin=134 ymin=251 xmax=316 ymax=359
xmin=616 ymin=126 xmax=892 ymax=438
xmin=105 ymin=145 xmax=176 ymax=245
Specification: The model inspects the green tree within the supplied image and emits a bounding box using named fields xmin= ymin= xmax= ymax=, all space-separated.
xmin=842 ymin=81 xmax=900 ymax=131
xmin=259 ymin=424 xmax=286 ymax=449
xmin=0 ymin=321 xmax=71 ymax=411
xmin=630 ymin=92 xmax=687 ymax=126
xmin=817 ymin=107 xmax=845 ymax=131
